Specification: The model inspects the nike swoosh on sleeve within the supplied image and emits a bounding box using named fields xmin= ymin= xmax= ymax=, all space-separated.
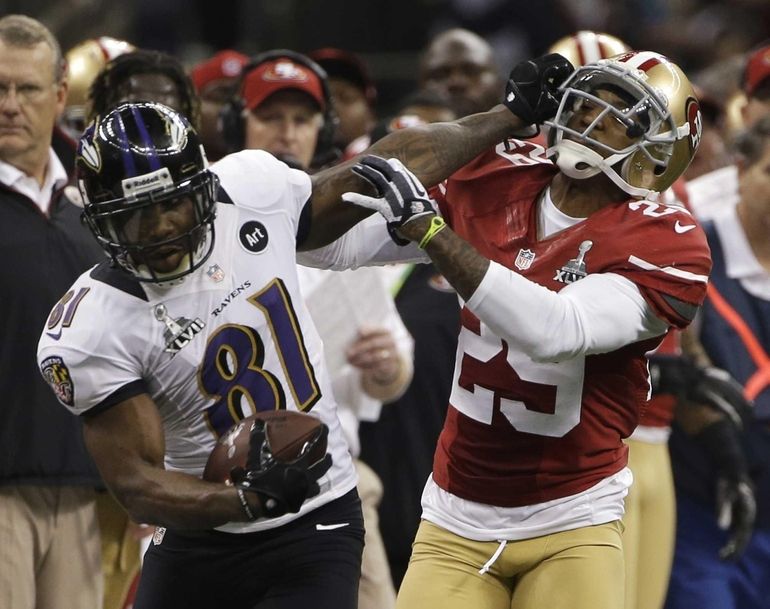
xmin=674 ymin=221 xmax=696 ymax=233
xmin=315 ymin=522 xmax=350 ymax=531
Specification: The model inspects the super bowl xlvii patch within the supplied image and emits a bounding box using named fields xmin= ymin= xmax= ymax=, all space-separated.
xmin=40 ymin=356 xmax=74 ymax=406
xmin=554 ymin=240 xmax=593 ymax=284
xmin=239 ymin=221 xmax=269 ymax=254
xmin=515 ymin=248 xmax=536 ymax=271
xmin=153 ymin=304 xmax=205 ymax=355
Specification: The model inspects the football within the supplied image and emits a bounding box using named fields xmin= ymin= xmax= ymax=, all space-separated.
xmin=202 ymin=410 xmax=327 ymax=485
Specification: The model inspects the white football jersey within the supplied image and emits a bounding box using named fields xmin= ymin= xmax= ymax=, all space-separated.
xmin=37 ymin=150 xmax=356 ymax=533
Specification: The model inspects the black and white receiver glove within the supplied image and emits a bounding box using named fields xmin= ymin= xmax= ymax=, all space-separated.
xmin=504 ymin=53 xmax=574 ymax=127
xmin=231 ymin=418 xmax=332 ymax=519
xmin=649 ymin=355 xmax=754 ymax=427
xmin=649 ymin=355 xmax=757 ymax=559
xmin=696 ymin=419 xmax=757 ymax=560
xmin=343 ymin=155 xmax=437 ymax=244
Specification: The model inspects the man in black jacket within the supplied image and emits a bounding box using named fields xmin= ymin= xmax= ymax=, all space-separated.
xmin=0 ymin=14 xmax=105 ymax=609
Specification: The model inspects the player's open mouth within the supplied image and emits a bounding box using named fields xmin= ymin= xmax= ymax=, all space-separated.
xmin=147 ymin=245 xmax=184 ymax=262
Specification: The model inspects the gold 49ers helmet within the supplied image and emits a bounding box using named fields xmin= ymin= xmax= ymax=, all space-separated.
xmin=548 ymin=31 xmax=630 ymax=68
xmin=546 ymin=51 xmax=702 ymax=199
xmin=63 ymin=37 xmax=135 ymax=136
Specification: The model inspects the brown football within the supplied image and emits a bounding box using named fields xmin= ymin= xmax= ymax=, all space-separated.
xmin=202 ymin=410 xmax=327 ymax=485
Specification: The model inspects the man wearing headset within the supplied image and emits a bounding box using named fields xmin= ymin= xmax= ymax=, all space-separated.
xmin=228 ymin=52 xmax=333 ymax=171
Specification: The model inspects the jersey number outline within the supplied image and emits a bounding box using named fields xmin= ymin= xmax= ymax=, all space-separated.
xmin=46 ymin=287 xmax=90 ymax=336
xmin=450 ymin=320 xmax=585 ymax=437
xmin=496 ymin=139 xmax=550 ymax=166
xmin=199 ymin=278 xmax=321 ymax=436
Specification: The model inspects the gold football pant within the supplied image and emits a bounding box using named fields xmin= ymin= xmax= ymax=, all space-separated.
xmin=96 ymin=491 xmax=142 ymax=609
xmin=622 ymin=438 xmax=675 ymax=609
xmin=396 ymin=519 xmax=624 ymax=609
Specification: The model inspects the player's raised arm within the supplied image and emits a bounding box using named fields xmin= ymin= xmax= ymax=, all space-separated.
xmin=302 ymin=54 xmax=574 ymax=250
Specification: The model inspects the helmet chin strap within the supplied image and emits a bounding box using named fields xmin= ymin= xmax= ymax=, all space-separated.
xmin=127 ymin=228 xmax=213 ymax=284
xmin=135 ymin=252 xmax=193 ymax=287
xmin=547 ymin=139 xmax=657 ymax=200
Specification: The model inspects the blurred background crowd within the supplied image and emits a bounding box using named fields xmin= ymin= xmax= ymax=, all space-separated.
xmin=8 ymin=0 xmax=770 ymax=113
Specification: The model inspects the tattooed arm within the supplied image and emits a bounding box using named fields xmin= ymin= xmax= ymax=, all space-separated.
xmin=398 ymin=216 xmax=488 ymax=300
xmin=399 ymin=215 xmax=668 ymax=362
xmin=300 ymin=105 xmax=522 ymax=250
xmin=341 ymin=154 xmax=669 ymax=362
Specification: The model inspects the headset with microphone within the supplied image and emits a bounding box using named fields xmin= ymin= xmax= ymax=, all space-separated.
xmin=219 ymin=49 xmax=339 ymax=168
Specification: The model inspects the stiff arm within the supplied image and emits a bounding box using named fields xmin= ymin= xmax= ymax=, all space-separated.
xmin=301 ymin=106 xmax=523 ymax=250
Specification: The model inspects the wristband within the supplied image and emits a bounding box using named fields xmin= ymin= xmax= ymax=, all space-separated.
xmin=236 ymin=487 xmax=258 ymax=521
xmin=418 ymin=216 xmax=447 ymax=249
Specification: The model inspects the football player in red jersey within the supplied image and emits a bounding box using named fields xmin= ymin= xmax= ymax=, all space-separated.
xmin=343 ymin=51 xmax=710 ymax=609
xmin=550 ymin=31 xmax=678 ymax=609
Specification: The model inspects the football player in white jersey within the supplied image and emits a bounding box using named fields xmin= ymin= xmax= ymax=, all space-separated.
xmin=36 ymin=52 xmax=570 ymax=609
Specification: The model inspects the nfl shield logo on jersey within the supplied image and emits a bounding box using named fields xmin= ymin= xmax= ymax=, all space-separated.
xmin=515 ymin=248 xmax=536 ymax=270
xmin=206 ymin=264 xmax=225 ymax=283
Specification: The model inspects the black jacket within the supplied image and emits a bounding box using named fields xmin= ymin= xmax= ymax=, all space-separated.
xmin=0 ymin=132 xmax=105 ymax=486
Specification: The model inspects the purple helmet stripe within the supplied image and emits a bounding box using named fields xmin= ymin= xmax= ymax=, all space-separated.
xmin=130 ymin=105 xmax=162 ymax=171
xmin=113 ymin=112 xmax=137 ymax=178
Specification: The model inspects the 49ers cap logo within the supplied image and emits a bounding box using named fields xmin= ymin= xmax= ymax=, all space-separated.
xmin=686 ymin=97 xmax=702 ymax=154
xmin=239 ymin=221 xmax=269 ymax=253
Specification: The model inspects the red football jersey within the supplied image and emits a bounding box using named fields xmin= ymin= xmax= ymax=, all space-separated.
xmin=430 ymin=140 xmax=711 ymax=507
xmin=640 ymin=330 xmax=681 ymax=428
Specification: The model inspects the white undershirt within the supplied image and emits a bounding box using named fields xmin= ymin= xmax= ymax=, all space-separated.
xmin=538 ymin=184 xmax=581 ymax=238
xmin=0 ymin=149 xmax=68 ymax=214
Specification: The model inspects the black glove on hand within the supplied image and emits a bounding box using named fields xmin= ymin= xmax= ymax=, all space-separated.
xmin=649 ymin=355 xmax=753 ymax=426
xmin=504 ymin=53 xmax=574 ymax=126
xmin=231 ymin=419 xmax=332 ymax=518
xmin=696 ymin=418 xmax=757 ymax=560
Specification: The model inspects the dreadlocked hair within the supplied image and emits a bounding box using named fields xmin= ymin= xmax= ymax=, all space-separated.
xmin=88 ymin=49 xmax=201 ymax=129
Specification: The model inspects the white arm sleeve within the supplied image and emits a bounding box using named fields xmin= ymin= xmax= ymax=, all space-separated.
xmin=466 ymin=261 xmax=669 ymax=362
xmin=297 ymin=213 xmax=429 ymax=270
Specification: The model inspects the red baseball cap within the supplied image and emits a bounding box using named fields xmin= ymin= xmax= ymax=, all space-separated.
xmin=744 ymin=44 xmax=770 ymax=96
xmin=241 ymin=58 xmax=326 ymax=111
xmin=309 ymin=47 xmax=377 ymax=107
xmin=191 ymin=50 xmax=249 ymax=92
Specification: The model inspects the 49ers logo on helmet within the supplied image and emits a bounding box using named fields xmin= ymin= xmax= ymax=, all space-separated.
xmin=612 ymin=52 xmax=636 ymax=63
xmin=686 ymin=97 xmax=702 ymax=154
